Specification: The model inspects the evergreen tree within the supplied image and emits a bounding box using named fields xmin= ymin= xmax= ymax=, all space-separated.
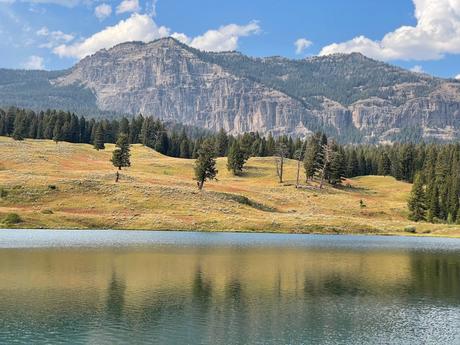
xmin=427 ymin=185 xmax=441 ymax=222
xmin=194 ymin=139 xmax=218 ymax=190
xmin=304 ymin=133 xmax=322 ymax=181
xmin=12 ymin=112 xmax=25 ymax=141
xmin=111 ymin=133 xmax=131 ymax=182
xmin=346 ymin=150 xmax=359 ymax=177
xmin=93 ymin=123 xmax=105 ymax=150
xmin=227 ymin=141 xmax=246 ymax=175
xmin=408 ymin=173 xmax=426 ymax=222
xmin=215 ymin=128 xmax=229 ymax=157
xmin=378 ymin=152 xmax=391 ymax=176
xmin=329 ymin=145 xmax=346 ymax=185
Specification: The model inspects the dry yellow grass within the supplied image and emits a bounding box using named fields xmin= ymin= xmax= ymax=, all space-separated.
xmin=0 ymin=136 xmax=458 ymax=237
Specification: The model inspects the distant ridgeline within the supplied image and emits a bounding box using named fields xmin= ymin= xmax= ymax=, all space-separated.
xmin=1 ymin=106 xmax=458 ymax=224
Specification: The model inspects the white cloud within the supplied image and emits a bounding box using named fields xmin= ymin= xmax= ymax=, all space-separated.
xmin=53 ymin=13 xmax=260 ymax=58
xmin=95 ymin=3 xmax=112 ymax=20
xmin=181 ymin=21 xmax=260 ymax=52
xmin=294 ymin=38 xmax=312 ymax=54
xmin=116 ymin=0 xmax=140 ymax=14
xmin=410 ymin=65 xmax=424 ymax=73
xmin=455 ymin=74 xmax=460 ymax=80
xmin=319 ymin=0 xmax=460 ymax=61
xmin=37 ymin=26 xmax=74 ymax=48
xmin=54 ymin=13 xmax=169 ymax=58
xmin=22 ymin=55 xmax=45 ymax=69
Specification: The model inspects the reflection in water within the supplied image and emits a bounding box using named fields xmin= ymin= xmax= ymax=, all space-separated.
xmin=106 ymin=272 xmax=125 ymax=320
xmin=0 ymin=239 xmax=459 ymax=344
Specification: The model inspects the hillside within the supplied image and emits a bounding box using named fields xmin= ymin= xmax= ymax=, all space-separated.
xmin=2 ymin=38 xmax=460 ymax=143
xmin=0 ymin=137 xmax=458 ymax=236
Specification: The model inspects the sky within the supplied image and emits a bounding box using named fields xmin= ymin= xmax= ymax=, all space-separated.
xmin=1 ymin=0 xmax=460 ymax=79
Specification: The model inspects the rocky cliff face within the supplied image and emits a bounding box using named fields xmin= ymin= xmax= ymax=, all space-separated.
xmin=57 ymin=38 xmax=321 ymax=138
xmin=15 ymin=37 xmax=460 ymax=142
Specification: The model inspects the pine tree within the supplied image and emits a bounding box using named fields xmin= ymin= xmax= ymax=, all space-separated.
xmin=111 ymin=133 xmax=131 ymax=182
xmin=215 ymin=128 xmax=229 ymax=157
xmin=408 ymin=173 xmax=426 ymax=222
xmin=194 ymin=139 xmax=218 ymax=190
xmin=12 ymin=112 xmax=25 ymax=141
xmin=378 ymin=152 xmax=391 ymax=177
xmin=427 ymin=185 xmax=441 ymax=222
xmin=227 ymin=141 xmax=246 ymax=175
xmin=304 ymin=133 xmax=322 ymax=181
xmin=347 ymin=150 xmax=359 ymax=177
xmin=93 ymin=123 xmax=105 ymax=150
xmin=329 ymin=145 xmax=346 ymax=185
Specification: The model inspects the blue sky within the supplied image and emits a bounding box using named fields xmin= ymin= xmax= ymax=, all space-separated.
xmin=1 ymin=0 xmax=460 ymax=79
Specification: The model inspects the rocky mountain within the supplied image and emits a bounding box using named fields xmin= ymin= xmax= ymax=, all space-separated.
xmin=2 ymin=37 xmax=460 ymax=143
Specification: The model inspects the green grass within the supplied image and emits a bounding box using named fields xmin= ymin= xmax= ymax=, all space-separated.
xmin=0 ymin=136 xmax=458 ymax=237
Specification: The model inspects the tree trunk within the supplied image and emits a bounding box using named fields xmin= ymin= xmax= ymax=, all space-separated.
xmin=296 ymin=159 xmax=301 ymax=188
xmin=198 ymin=179 xmax=204 ymax=190
xmin=279 ymin=157 xmax=284 ymax=183
xmin=115 ymin=171 xmax=119 ymax=183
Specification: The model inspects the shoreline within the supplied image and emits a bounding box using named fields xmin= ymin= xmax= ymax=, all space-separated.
xmin=1 ymin=226 xmax=459 ymax=239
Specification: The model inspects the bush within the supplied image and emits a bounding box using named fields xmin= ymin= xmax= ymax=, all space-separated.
xmin=404 ymin=225 xmax=417 ymax=234
xmin=0 ymin=188 xmax=7 ymax=198
xmin=3 ymin=213 xmax=22 ymax=224
xmin=48 ymin=185 xmax=57 ymax=190
xmin=41 ymin=209 xmax=53 ymax=215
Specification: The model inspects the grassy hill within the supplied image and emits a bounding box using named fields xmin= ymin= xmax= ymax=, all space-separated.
xmin=0 ymin=136 xmax=458 ymax=237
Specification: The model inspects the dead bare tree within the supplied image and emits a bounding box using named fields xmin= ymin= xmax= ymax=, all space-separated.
xmin=275 ymin=143 xmax=289 ymax=183
xmin=294 ymin=145 xmax=305 ymax=188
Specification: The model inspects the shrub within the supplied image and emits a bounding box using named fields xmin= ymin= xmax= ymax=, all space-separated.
xmin=41 ymin=209 xmax=54 ymax=215
xmin=48 ymin=185 xmax=57 ymax=190
xmin=0 ymin=188 xmax=7 ymax=198
xmin=3 ymin=213 xmax=22 ymax=224
xmin=404 ymin=225 xmax=416 ymax=234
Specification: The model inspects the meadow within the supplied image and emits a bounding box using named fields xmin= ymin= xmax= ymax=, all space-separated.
xmin=0 ymin=137 xmax=458 ymax=237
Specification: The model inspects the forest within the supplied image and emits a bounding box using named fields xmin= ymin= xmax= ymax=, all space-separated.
xmin=1 ymin=106 xmax=458 ymax=225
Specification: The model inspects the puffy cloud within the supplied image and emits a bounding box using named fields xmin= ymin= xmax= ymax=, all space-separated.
xmin=181 ymin=21 xmax=260 ymax=52
xmin=22 ymin=55 xmax=44 ymax=69
xmin=37 ymin=26 xmax=74 ymax=48
xmin=116 ymin=0 xmax=140 ymax=14
xmin=95 ymin=3 xmax=112 ymax=20
xmin=54 ymin=13 xmax=169 ymax=58
xmin=456 ymin=74 xmax=460 ymax=80
xmin=410 ymin=65 xmax=424 ymax=73
xmin=294 ymin=38 xmax=312 ymax=54
xmin=53 ymin=13 xmax=260 ymax=58
xmin=320 ymin=0 xmax=460 ymax=61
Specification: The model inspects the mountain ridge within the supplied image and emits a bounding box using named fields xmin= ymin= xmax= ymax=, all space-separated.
xmin=1 ymin=37 xmax=460 ymax=143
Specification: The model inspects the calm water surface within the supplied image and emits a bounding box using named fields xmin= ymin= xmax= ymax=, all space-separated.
xmin=0 ymin=230 xmax=459 ymax=345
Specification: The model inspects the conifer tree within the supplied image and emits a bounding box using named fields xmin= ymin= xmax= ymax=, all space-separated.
xmin=111 ymin=133 xmax=131 ymax=182
xmin=408 ymin=173 xmax=426 ymax=222
xmin=427 ymin=185 xmax=441 ymax=222
xmin=347 ymin=150 xmax=359 ymax=177
xmin=378 ymin=152 xmax=391 ymax=177
xmin=329 ymin=145 xmax=346 ymax=185
xmin=304 ymin=133 xmax=322 ymax=181
xmin=227 ymin=141 xmax=246 ymax=175
xmin=215 ymin=128 xmax=229 ymax=157
xmin=194 ymin=139 xmax=218 ymax=190
xmin=93 ymin=123 xmax=105 ymax=150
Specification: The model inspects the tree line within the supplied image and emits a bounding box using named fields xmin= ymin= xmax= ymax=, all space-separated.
xmin=2 ymin=107 xmax=459 ymax=224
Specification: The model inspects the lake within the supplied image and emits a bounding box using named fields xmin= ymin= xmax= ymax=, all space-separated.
xmin=0 ymin=230 xmax=459 ymax=345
